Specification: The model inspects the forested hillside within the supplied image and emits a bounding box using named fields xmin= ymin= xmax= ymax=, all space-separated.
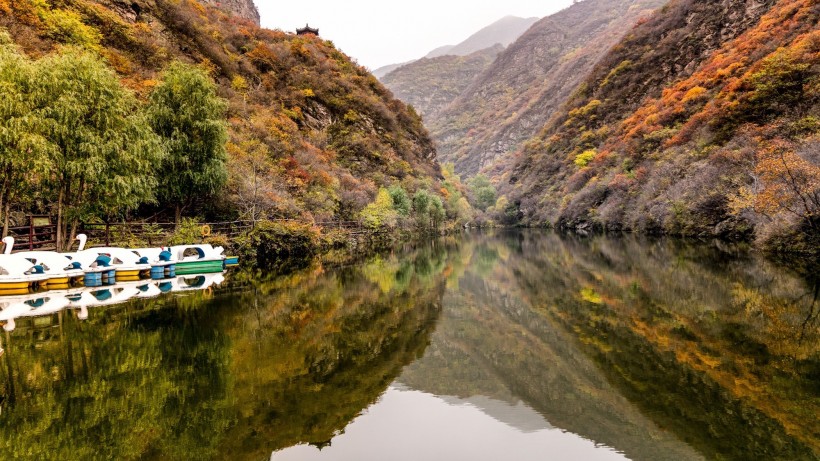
xmin=381 ymin=45 xmax=503 ymax=119
xmin=509 ymin=0 xmax=820 ymax=253
xmin=430 ymin=0 xmax=665 ymax=176
xmin=0 ymin=0 xmax=456 ymax=248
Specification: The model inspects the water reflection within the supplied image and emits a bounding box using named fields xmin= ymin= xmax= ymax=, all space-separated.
xmin=0 ymin=232 xmax=818 ymax=460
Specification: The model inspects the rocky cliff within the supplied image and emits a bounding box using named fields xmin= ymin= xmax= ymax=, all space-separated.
xmin=199 ymin=0 xmax=260 ymax=25
xmin=428 ymin=0 xmax=665 ymax=176
xmin=509 ymin=0 xmax=819 ymax=252
xmin=381 ymin=45 xmax=503 ymax=120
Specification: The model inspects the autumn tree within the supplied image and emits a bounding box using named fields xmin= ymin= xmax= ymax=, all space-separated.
xmin=37 ymin=48 xmax=163 ymax=249
xmin=754 ymin=140 xmax=820 ymax=235
xmin=148 ymin=62 xmax=228 ymax=224
xmin=360 ymin=188 xmax=397 ymax=229
xmin=228 ymin=139 xmax=277 ymax=222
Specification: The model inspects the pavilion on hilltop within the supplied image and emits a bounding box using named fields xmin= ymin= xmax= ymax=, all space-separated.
xmin=296 ymin=24 xmax=319 ymax=36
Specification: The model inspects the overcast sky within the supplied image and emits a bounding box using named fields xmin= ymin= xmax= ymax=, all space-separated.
xmin=256 ymin=1 xmax=574 ymax=70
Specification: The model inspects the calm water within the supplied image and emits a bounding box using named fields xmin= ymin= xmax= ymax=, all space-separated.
xmin=0 ymin=231 xmax=818 ymax=460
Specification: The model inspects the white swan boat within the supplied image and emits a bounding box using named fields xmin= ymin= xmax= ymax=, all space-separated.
xmin=61 ymin=235 xmax=116 ymax=284
xmin=132 ymin=247 xmax=177 ymax=278
xmin=77 ymin=247 xmax=152 ymax=280
xmin=0 ymin=238 xmax=49 ymax=292
xmin=15 ymin=248 xmax=85 ymax=287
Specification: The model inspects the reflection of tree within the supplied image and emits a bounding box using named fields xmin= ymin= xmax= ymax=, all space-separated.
xmin=509 ymin=232 xmax=820 ymax=459
xmin=216 ymin=245 xmax=447 ymax=458
xmin=0 ymin=297 xmax=233 ymax=460
xmin=0 ymin=243 xmax=449 ymax=460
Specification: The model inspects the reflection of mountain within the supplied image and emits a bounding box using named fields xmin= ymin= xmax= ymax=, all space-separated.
xmin=441 ymin=394 xmax=553 ymax=433
xmin=1 ymin=232 xmax=816 ymax=460
xmin=510 ymin=232 xmax=820 ymax=460
xmin=399 ymin=261 xmax=702 ymax=461
xmin=399 ymin=232 xmax=820 ymax=460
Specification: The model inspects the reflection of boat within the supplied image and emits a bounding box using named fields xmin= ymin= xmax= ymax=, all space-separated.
xmin=0 ymin=292 xmax=72 ymax=332
xmin=156 ymin=273 xmax=225 ymax=294
xmin=0 ymin=271 xmax=226 ymax=328
xmin=0 ymin=238 xmax=49 ymax=291
xmin=170 ymin=245 xmax=226 ymax=275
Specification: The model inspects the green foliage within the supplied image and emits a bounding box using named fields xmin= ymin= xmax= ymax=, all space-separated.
xmin=167 ymin=217 xmax=204 ymax=245
xmin=468 ymin=174 xmax=497 ymax=212
xmin=388 ymin=185 xmax=411 ymax=216
xmin=148 ymin=62 xmax=228 ymax=221
xmin=360 ymin=188 xmax=398 ymax=229
xmin=429 ymin=195 xmax=445 ymax=228
xmin=242 ymin=220 xmax=320 ymax=270
xmin=0 ymin=32 xmax=50 ymax=231
xmin=37 ymin=48 xmax=163 ymax=247
xmin=412 ymin=189 xmax=431 ymax=219
xmin=574 ymin=149 xmax=597 ymax=168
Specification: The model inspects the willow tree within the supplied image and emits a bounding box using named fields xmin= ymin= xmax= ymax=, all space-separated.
xmin=0 ymin=32 xmax=51 ymax=237
xmin=37 ymin=49 xmax=163 ymax=249
xmin=148 ymin=62 xmax=228 ymax=224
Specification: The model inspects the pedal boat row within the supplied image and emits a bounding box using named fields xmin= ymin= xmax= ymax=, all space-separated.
xmin=0 ymin=235 xmax=233 ymax=294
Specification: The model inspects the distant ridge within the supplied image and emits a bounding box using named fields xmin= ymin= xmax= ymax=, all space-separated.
xmin=426 ymin=16 xmax=539 ymax=58
xmin=374 ymin=15 xmax=538 ymax=80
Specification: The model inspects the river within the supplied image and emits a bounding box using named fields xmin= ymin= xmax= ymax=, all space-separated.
xmin=0 ymin=230 xmax=818 ymax=460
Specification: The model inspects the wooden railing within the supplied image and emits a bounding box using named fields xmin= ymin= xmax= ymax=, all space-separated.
xmin=7 ymin=216 xmax=57 ymax=251
xmin=3 ymin=217 xmax=375 ymax=252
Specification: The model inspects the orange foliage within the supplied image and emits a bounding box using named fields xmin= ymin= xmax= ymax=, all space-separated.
xmin=754 ymin=140 xmax=820 ymax=225
xmin=614 ymin=0 xmax=819 ymax=151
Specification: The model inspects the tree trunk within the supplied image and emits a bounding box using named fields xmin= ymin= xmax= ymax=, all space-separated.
xmin=0 ymin=184 xmax=6 ymax=239
xmin=2 ymin=200 xmax=9 ymax=240
xmin=69 ymin=219 xmax=79 ymax=250
xmin=175 ymin=204 xmax=182 ymax=228
xmin=56 ymin=186 xmax=64 ymax=251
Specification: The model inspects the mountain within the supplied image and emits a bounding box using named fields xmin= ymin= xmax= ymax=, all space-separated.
xmin=372 ymin=60 xmax=413 ymax=79
xmin=381 ymin=45 xmax=503 ymax=119
xmin=425 ymin=16 xmax=539 ymax=58
xmin=508 ymin=0 xmax=820 ymax=252
xmin=200 ymin=0 xmax=259 ymax=24
xmin=429 ymin=0 xmax=666 ymax=176
xmin=373 ymin=16 xmax=537 ymax=80
xmin=0 ymin=0 xmax=441 ymax=224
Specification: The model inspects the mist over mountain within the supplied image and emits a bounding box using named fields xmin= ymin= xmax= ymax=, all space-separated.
xmin=373 ymin=15 xmax=537 ymax=79
xmin=425 ymin=15 xmax=539 ymax=58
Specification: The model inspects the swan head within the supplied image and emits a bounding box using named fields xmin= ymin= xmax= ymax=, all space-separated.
xmin=76 ymin=234 xmax=88 ymax=251
xmin=1 ymin=236 xmax=13 ymax=255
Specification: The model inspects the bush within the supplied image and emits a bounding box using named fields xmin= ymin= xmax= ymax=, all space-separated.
xmin=241 ymin=220 xmax=320 ymax=270
xmin=167 ymin=218 xmax=204 ymax=245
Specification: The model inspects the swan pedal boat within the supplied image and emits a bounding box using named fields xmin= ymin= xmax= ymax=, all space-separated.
xmin=170 ymin=244 xmax=226 ymax=275
xmin=0 ymin=254 xmax=49 ymax=292
xmin=16 ymin=250 xmax=85 ymax=288
xmin=77 ymin=247 xmax=152 ymax=280
xmin=132 ymin=248 xmax=177 ymax=277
